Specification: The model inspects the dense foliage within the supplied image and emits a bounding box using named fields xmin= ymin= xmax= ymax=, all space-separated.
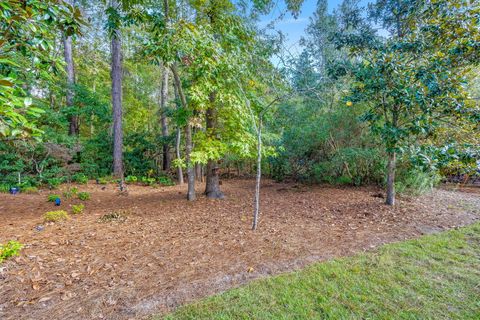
xmin=0 ymin=0 xmax=478 ymax=201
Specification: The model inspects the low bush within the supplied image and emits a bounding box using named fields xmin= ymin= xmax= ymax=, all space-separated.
xmin=22 ymin=186 xmax=39 ymax=194
xmin=47 ymin=194 xmax=60 ymax=202
xmin=72 ymin=173 xmax=88 ymax=184
xmin=125 ymin=175 xmax=138 ymax=184
xmin=77 ymin=192 xmax=90 ymax=201
xmin=72 ymin=204 xmax=85 ymax=214
xmin=157 ymin=176 xmax=175 ymax=186
xmin=63 ymin=187 xmax=79 ymax=199
xmin=395 ymin=167 xmax=441 ymax=196
xmin=141 ymin=176 xmax=156 ymax=186
xmin=0 ymin=240 xmax=24 ymax=263
xmin=43 ymin=210 xmax=69 ymax=222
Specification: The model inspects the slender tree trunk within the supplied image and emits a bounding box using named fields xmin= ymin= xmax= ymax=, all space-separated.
xmin=175 ymin=128 xmax=184 ymax=184
xmin=63 ymin=31 xmax=78 ymax=135
xmin=185 ymin=124 xmax=196 ymax=200
xmin=252 ymin=118 xmax=262 ymax=230
xmin=171 ymin=64 xmax=195 ymax=200
xmin=386 ymin=151 xmax=396 ymax=205
xmin=173 ymin=78 xmax=184 ymax=185
xmin=160 ymin=66 xmax=171 ymax=171
xmin=204 ymin=94 xmax=224 ymax=199
xmin=110 ymin=0 xmax=123 ymax=178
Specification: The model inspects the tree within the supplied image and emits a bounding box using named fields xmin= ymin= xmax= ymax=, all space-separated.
xmin=107 ymin=0 xmax=124 ymax=178
xmin=159 ymin=65 xmax=171 ymax=171
xmin=344 ymin=0 xmax=480 ymax=205
xmin=63 ymin=0 xmax=79 ymax=136
xmin=0 ymin=0 xmax=83 ymax=140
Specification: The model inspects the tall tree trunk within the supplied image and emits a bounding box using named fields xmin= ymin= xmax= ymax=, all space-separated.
xmin=252 ymin=118 xmax=262 ymax=230
xmin=160 ymin=66 xmax=171 ymax=171
xmin=204 ymin=94 xmax=224 ymax=199
xmin=386 ymin=151 xmax=396 ymax=205
xmin=110 ymin=0 xmax=123 ymax=178
xmin=171 ymin=64 xmax=195 ymax=200
xmin=63 ymin=30 xmax=78 ymax=135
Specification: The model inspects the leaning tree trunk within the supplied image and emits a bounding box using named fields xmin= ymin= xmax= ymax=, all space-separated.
xmin=110 ymin=0 xmax=123 ymax=178
xmin=160 ymin=66 xmax=171 ymax=171
xmin=63 ymin=30 xmax=78 ymax=136
xmin=386 ymin=151 xmax=396 ymax=205
xmin=252 ymin=118 xmax=262 ymax=230
xmin=204 ymin=95 xmax=224 ymax=199
xmin=171 ymin=64 xmax=195 ymax=200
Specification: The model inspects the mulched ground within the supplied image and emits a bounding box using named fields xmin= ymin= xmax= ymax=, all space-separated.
xmin=0 ymin=179 xmax=479 ymax=320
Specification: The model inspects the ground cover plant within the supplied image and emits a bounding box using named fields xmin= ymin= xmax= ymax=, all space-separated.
xmin=0 ymin=241 xmax=23 ymax=264
xmin=43 ymin=210 xmax=69 ymax=223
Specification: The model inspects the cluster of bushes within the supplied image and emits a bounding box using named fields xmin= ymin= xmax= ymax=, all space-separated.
xmin=0 ymin=129 xmax=175 ymax=192
xmin=269 ymin=100 xmax=443 ymax=195
xmin=125 ymin=175 xmax=174 ymax=186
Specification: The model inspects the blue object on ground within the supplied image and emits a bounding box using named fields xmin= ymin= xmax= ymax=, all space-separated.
xmin=55 ymin=198 xmax=61 ymax=206
xmin=35 ymin=225 xmax=45 ymax=232
xmin=9 ymin=187 xmax=19 ymax=195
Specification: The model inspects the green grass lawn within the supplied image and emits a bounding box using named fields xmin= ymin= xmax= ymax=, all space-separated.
xmin=161 ymin=223 xmax=480 ymax=319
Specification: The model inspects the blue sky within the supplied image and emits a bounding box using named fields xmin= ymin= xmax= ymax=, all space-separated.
xmin=260 ymin=0 xmax=373 ymax=58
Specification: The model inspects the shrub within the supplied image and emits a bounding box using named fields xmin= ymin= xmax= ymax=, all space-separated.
xmin=77 ymin=192 xmax=90 ymax=201
xmin=0 ymin=184 xmax=10 ymax=193
xmin=72 ymin=173 xmax=88 ymax=184
xmin=395 ymin=168 xmax=441 ymax=196
xmin=43 ymin=210 xmax=69 ymax=222
xmin=141 ymin=176 xmax=156 ymax=186
xmin=47 ymin=177 xmax=62 ymax=189
xmin=63 ymin=187 xmax=78 ymax=199
xmin=22 ymin=186 xmax=39 ymax=194
xmin=97 ymin=177 xmax=109 ymax=185
xmin=0 ymin=240 xmax=23 ymax=263
xmin=157 ymin=176 xmax=175 ymax=186
xmin=125 ymin=175 xmax=138 ymax=184
xmin=72 ymin=204 xmax=85 ymax=214
xmin=47 ymin=194 xmax=61 ymax=202
xmin=336 ymin=175 xmax=353 ymax=185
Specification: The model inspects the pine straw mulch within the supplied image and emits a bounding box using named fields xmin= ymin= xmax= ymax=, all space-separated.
xmin=0 ymin=179 xmax=479 ymax=320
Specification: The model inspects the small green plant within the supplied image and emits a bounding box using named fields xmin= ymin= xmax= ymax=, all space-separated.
xmin=141 ymin=176 xmax=156 ymax=186
xmin=97 ymin=177 xmax=109 ymax=185
xmin=77 ymin=192 xmax=90 ymax=201
xmin=43 ymin=210 xmax=69 ymax=222
xmin=22 ymin=186 xmax=39 ymax=194
xmin=72 ymin=173 xmax=88 ymax=184
xmin=0 ymin=184 xmax=10 ymax=193
xmin=47 ymin=177 xmax=62 ymax=189
xmin=47 ymin=194 xmax=61 ymax=202
xmin=125 ymin=175 xmax=138 ymax=184
xmin=72 ymin=204 xmax=85 ymax=214
xmin=63 ymin=187 xmax=79 ymax=199
xmin=0 ymin=240 xmax=24 ymax=263
xmin=157 ymin=176 xmax=175 ymax=186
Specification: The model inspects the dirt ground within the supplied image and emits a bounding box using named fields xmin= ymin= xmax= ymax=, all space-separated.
xmin=0 ymin=179 xmax=479 ymax=320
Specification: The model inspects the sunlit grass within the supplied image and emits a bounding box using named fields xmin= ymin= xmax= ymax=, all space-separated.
xmin=161 ymin=223 xmax=480 ymax=319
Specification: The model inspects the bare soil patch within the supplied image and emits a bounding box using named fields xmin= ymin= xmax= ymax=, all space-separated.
xmin=0 ymin=180 xmax=479 ymax=320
